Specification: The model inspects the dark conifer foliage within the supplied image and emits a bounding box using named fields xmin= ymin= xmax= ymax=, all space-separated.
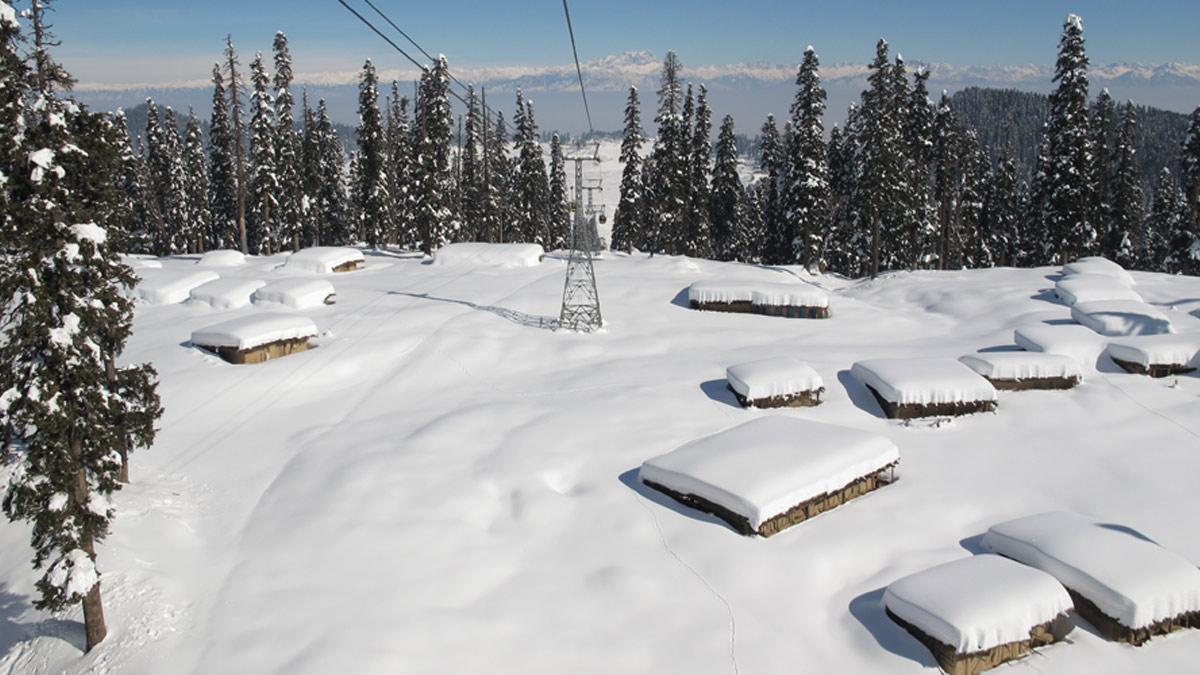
xmin=273 ymin=32 xmax=302 ymax=252
xmin=784 ymin=47 xmax=831 ymax=269
xmin=208 ymin=64 xmax=238 ymax=250
xmin=612 ymin=86 xmax=643 ymax=253
xmin=547 ymin=133 xmax=570 ymax=250
xmin=710 ymin=114 xmax=743 ymax=261
xmin=247 ymin=53 xmax=278 ymax=254
xmin=354 ymin=59 xmax=387 ymax=249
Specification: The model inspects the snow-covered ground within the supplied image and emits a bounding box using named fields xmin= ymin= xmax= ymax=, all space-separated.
xmin=2 ymin=252 xmax=1200 ymax=674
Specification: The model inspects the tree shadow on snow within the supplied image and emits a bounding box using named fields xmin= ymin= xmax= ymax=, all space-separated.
xmin=388 ymin=292 xmax=558 ymax=330
xmin=1031 ymin=289 xmax=1065 ymax=306
xmin=616 ymin=469 xmax=741 ymax=535
xmin=1041 ymin=318 xmax=1075 ymax=326
xmin=848 ymin=587 xmax=939 ymax=669
xmin=838 ymin=370 xmax=885 ymax=419
xmin=977 ymin=345 xmax=1024 ymax=353
xmin=0 ymin=585 xmax=86 ymax=656
xmin=1096 ymin=522 xmax=1158 ymax=544
xmin=699 ymin=380 xmax=742 ymax=409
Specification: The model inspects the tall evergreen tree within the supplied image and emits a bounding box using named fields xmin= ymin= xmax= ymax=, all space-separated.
xmin=314 ymin=99 xmax=348 ymax=245
xmin=208 ymin=64 xmax=238 ymax=250
xmin=511 ymin=91 xmax=549 ymax=245
xmin=482 ymin=110 xmax=511 ymax=243
xmin=933 ymin=93 xmax=962 ymax=269
xmin=412 ymin=57 xmax=457 ymax=253
xmin=684 ymin=84 xmax=713 ymax=258
xmin=547 ymin=133 xmax=570 ymax=250
xmin=1090 ymin=88 xmax=1118 ymax=252
xmin=161 ymin=107 xmax=190 ymax=254
xmin=299 ymin=91 xmax=321 ymax=247
xmin=904 ymin=68 xmax=936 ymax=268
xmin=784 ymin=46 xmax=831 ymax=268
xmin=0 ymin=0 xmax=25 ymax=247
xmin=223 ymin=35 xmax=249 ymax=253
xmin=759 ymin=114 xmax=787 ymax=263
xmin=612 ymin=86 xmax=644 ymax=253
xmin=247 ymin=53 xmax=278 ymax=254
xmin=710 ymin=114 xmax=743 ymax=261
xmin=142 ymin=101 xmax=171 ymax=255
xmin=857 ymin=39 xmax=906 ymax=276
xmin=110 ymin=110 xmax=149 ymax=252
xmin=1039 ymin=14 xmax=1094 ymax=262
xmin=1144 ymin=168 xmax=1186 ymax=271
xmin=458 ymin=85 xmax=483 ymax=242
xmin=958 ymin=132 xmax=994 ymax=268
xmin=1109 ymin=102 xmax=1143 ymax=267
xmin=272 ymin=32 xmax=302 ymax=251
xmin=649 ymin=51 xmax=686 ymax=255
xmin=182 ymin=110 xmax=210 ymax=253
xmin=1181 ymin=105 xmax=1200 ymax=249
xmin=354 ymin=59 xmax=387 ymax=248
xmin=985 ymin=141 xmax=1020 ymax=267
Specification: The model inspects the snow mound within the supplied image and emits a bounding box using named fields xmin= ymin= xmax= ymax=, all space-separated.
xmin=638 ymin=417 xmax=898 ymax=531
xmin=1014 ymin=324 xmax=1108 ymax=367
xmin=1106 ymin=333 xmax=1200 ymax=369
xmin=1071 ymin=300 xmax=1172 ymax=337
xmin=254 ymin=278 xmax=337 ymax=309
xmin=132 ymin=269 xmax=220 ymax=305
xmin=982 ymin=512 xmax=1200 ymax=630
xmin=883 ymin=554 xmax=1073 ymax=653
xmin=191 ymin=313 xmax=319 ymax=351
xmin=432 ymin=242 xmax=545 ymax=268
xmin=121 ymin=255 xmax=162 ymax=270
xmin=958 ymin=352 xmax=1083 ymax=382
xmin=70 ymin=223 xmax=107 ymax=245
xmin=726 ymin=357 xmax=823 ymax=401
xmin=284 ymin=247 xmax=365 ymax=274
xmin=850 ymin=357 xmax=997 ymax=406
xmin=198 ymin=249 xmax=248 ymax=267
xmin=1063 ymin=257 xmax=1136 ymax=287
xmin=188 ymin=278 xmax=266 ymax=310
xmin=1055 ymin=274 xmax=1142 ymax=306
xmin=688 ymin=280 xmax=829 ymax=308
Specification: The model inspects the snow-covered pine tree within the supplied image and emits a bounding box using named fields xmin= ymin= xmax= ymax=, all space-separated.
xmin=208 ymin=63 xmax=238 ymax=250
xmin=182 ymin=110 xmax=210 ymax=253
xmin=110 ymin=110 xmax=149 ymax=253
xmin=1089 ymin=88 xmax=1117 ymax=255
xmin=346 ymin=150 xmax=362 ymax=243
xmin=142 ymin=100 xmax=175 ymax=255
xmin=638 ymin=152 xmax=657 ymax=252
xmin=354 ymin=59 xmax=388 ymax=248
xmin=315 ymin=99 xmax=348 ymax=246
xmin=1108 ymin=102 xmax=1142 ymax=268
xmin=299 ymin=91 xmax=320 ymax=247
xmin=881 ymin=52 xmax=915 ymax=270
xmin=856 ymin=39 xmax=906 ymax=276
xmin=784 ymin=46 xmax=831 ymax=269
xmin=272 ymin=32 xmax=302 ymax=252
xmin=710 ymin=114 xmax=743 ymax=261
xmin=386 ymin=83 xmax=414 ymax=247
xmin=672 ymin=83 xmax=695 ymax=256
xmin=247 ymin=53 xmax=278 ymax=254
xmin=64 ymin=110 xmax=130 ymax=252
xmin=2 ymin=1 xmax=160 ymax=651
xmin=758 ymin=114 xmax=786 ymax=264
xmin=1144 ymin=167 xmax=1185 ymax=271
xmin=458 ymin=85 xmax=483 ymax=242
xmin=649 ymin=51 xmax=686 ymax=255
xmin=738 ymin=184 xmax=765 ymax=263
xmin=932 ymin=92 xmax=961 ymax=269
xmin=481 ymin=110 xmax=511 ymax=243
xmin=984 ymin=140 xmax=1020 ymax=267
xmin=958 ymin=130 xmax=993 ymax=268
xmin=547 ymin=133 xmax=570 ymax=251
xmin=161 ymin=107 xmax=191 ymax=254
xmin=1182 ymin=105 xmax=1200 ymax=250
xmin=511 ymin=91 xmax=549 ymax=245
xmin=683 ymin=84 xmax=712 ymax=259
xmin=904 ymin=67 xmax=936 ymax=269
xmin=0 ymin=0 xmax=25 ymax=247
xmin=611 ymin=86 xmax=643 ymax=253
xmin=825 ymin=118 xmax=860 ymax=275
xmin=223 ymin=35 xmax=249 ymax=253
xmin=412 ymin=56 xmax=457 ymax=254
xmin=1040 ymin=14 xmax=1094 ymax=263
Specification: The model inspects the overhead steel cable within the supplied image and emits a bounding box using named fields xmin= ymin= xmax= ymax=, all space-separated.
xmin=561 ymin=0 xmax=594 ymax=133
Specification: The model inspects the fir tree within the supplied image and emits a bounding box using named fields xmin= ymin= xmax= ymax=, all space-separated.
xmin=315 ymin=99 xmax=348 ymax=246
xmin=110 ymin=110 xmax=149 ymax=252
xmin=1040 ymin=14 xmax=1094 ymax=262
xmin=547 ymin=133 xmax=570 ymax=250
xmin=683 ymin=84 xmax=712 ymax=259
xmin=985 ymin=141 xmax=1020 ymax=267
xmin=1144 ymin=168 xmax=1185 ymax=271
xmin=904 ymin=68 xmax=936 ymax=268
xmin=511 ymin=91 xmax=549 ymax=245
xmin=738 ymin=185 xmax=766 ymax=263
xmin=354 ymin=59 xmax=387 ymax=248
xmin=1182 ymin=106 xmax=1200 ymax=245
xmin=482 ymin=110 xmax=511 ymax=243
xmin=0 ymin=0 xmax=25 ymax=248
xmin=1090 ymin=88 xmax=1118 ymax=252
xmin=223 ymin=35 xmax=249 ymax=253
xmin=710 ymin=114 xmax=743 ymax=261
xmin=758 ymin=114 xmax=786 ymax=264
xmin=958 ymin=131 xmax=993 ymax=268
xmin=933 ymin=93 xmax=962 ymax=269
xmin=273 ymin=32 xmax=302 ymax=252
xmin=299 ymin=91 xmax=320 ymax=247
xmin=412 ymin=57 xmax=457 ymax=253
xmin=208 ymin=63 xmax=238 ymax=250
xmin=784 ymin=46 xmax=831 ymax=268
xmin=649 ymin=51 xmax=686 ymax=255
xmin=182 ymin=110 xmax=210 ymax=253
xmin=247 ymin=53 xmax=278 ymax=254
xmin=142 ymin=101 xmax=171 ymax=255
xmin=161 ymin=107 xmax=190 ymax=254
xmin=611 ymin=86 xmax=643 ymax=253
xmin=1109 ymin=102 xmax=1143 ymax=268
xmin=857 ymin=39 xmax=905 ymax=276
xmin=458 ymin=85 xmax=483 ymax=242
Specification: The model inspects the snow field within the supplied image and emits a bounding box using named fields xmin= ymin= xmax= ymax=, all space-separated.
xmin=189 ymin=313 xmax=318 ymax=351
xmin=850 ymin=357 xmax=997 ymax=406
xmin=1013 ymin=323 xmax=1109 ymax=368
xmin=187 ymin=278 xmax=265 ymax=310
xmin=283 ymin=246 xmax=365 ymax=274
xmin=1071 ymin=299 xmax=1173 ymax=336
xmin=197 ymin=249 xmax=248 ymax=268
xmin=725 ymin=357 xmax=823 ymax=401
xmin=432 ymin=242 xmax=545 ymax=268
xmin=131 ymin=269 xmax=220 ymax=305
xmin=1106 ymin=333 xmax=1200 ymax=369
xmin=253 ymin=277 xmax=337 ymax=309
xmin=1055 ymin=274 xmax=1143 ymax=306
xmin=982 ymin=512 xmax=1200 ymax=630
xmin=638 ymin=416 xmax=899 ymax=532
xmin=882 ymin=553 xmax=1073 ymax=653
xmin=958 ymin=351 xmax=1084 ymax=382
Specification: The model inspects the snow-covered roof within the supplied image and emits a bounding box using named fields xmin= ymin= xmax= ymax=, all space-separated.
xmin=1055 ymin=274 xmax=1142 ymax=306
xmin=191 ymin=313 xmax=319 ymax=351
xmin=883 ymin=554 xmax=1073 ymax=653
xmin=1070 ymin=300 xmax=1172 ymax=337
xmin=687 ymin=280 xmax=829 ymax=308
xmin=958 ymin=351 xmax=1083 ymax=381
xmin=254 ymin=278 xmax=337 ymax=309
xmin=1014 ymin=324 xmax=1108 ymax=367
xmin=687 ymin=280 xmax=757 ymax=304
xmin=132 ymin=269 xmax=221 ymax=305
xmin=726 ymin=357 xmax=823 ymax=400
xmin=850 ymin=357 xmax=997 ymax=406
xmin=283 ymin=247 xmax=365 ymax=274
xmin=639 ymin=417 xmax=898 ymax=531
xmin=983 ymin=511 xmax=1200 ymax=630
xmin=198 ymin=249 xmax=248 ymax=268
xmin=1063 ymin=258 xmax=1135 ymax=287
xmin=1106 ymin=333 xmax=1200 ymax=368
xmin=431 ymin=242 xmax=545 ymax=268
xmin=188 ymin=278 xmax=266 ymax=310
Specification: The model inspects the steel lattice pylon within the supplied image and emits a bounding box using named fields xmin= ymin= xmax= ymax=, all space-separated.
xmin=559 ymin=154 xmax=603 ymax=332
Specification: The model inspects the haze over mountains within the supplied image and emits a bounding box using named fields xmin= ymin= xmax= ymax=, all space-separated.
xmin=75 ymin=50 xmax=1200 ymax=133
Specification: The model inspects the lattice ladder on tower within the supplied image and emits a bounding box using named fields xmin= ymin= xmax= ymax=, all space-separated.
xmin=557 ymin=0 xmax=603 ymax=332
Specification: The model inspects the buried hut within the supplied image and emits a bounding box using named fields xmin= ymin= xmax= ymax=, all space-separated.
xmin=725 ymin=356 xmax=825 ymax=408
xmin=191 ymin=313 xmax=319 ymax=365
xmin=851 ymin=357 xmax=998 ymax=419
xmin=687 ymin=280 xmax=830 ymax=318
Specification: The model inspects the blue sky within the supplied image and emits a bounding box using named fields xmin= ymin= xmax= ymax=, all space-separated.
xmin=49 ymin=0 xmax=1200 ymax=85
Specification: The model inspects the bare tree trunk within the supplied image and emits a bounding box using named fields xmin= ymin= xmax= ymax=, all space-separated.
xmin=870 ymin=213 xmax=881 ymax=278
xmin=81 ymin=579 xmax=107 ymax=652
